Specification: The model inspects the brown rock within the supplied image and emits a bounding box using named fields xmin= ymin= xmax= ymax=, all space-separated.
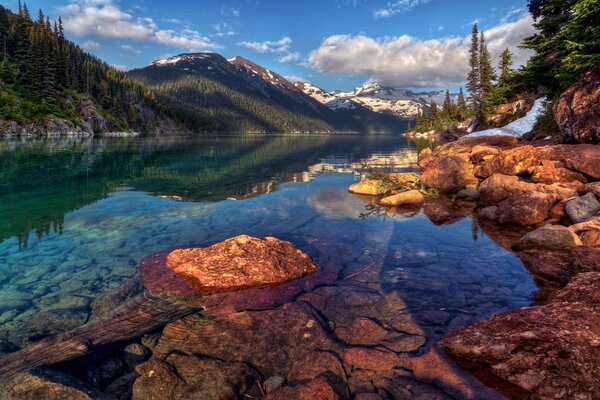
xmin=354 ymin=394 xmax=383 ymax=400
xmin=421 ymin=156 xmax=478 ymax=193
xmin=380 ymin=190 xmax=424 ymax=207
xmin=469 ymin=145 xmax=500 ymax=164
xmin=513 ymin=225 xmax=583 ymax=251
xmin=418 ymin=147 xmax=434 ymax=170
xmin=344 ymin=347 xmax=410 ymax=372
xmin=496 ymin=192 xmax=557 ymax=226
xmin=549 ymin=198 xmax=571 ymax=219
xmin=286 ymin=351 xmax=349 ymax=399
xmin=565 ymin=193 xmax=600 ymax=223
xmin=432 ymin=136 xmax=518 ymax=160
xmin=478 ymin=206 xmax=498 ymax=221
xmin=553 ymin=62 xmax=600 ymax=144
xmin=165 ymin=235 xmax=317 ymax=292
xmin=563 ymin=145 xmax=600 ymax=179
xmin=581 ymin=231 xmax=600 ymax=247
xmin=569 ymin=216 xmax=600 ymax=234
xmin=133 ymin=354 xmax=257 ymax=400
xmin=527 ymin=160 xmax=587 ymax=184
xmin=335 ymin=317 xmax=389 ymax=345
xmin=578 ymin=182 xmax=600 ymax=196
xmin=442 ymin=272 xmax=600 ymax=400
xmin=478 ymin=174 xmax=536 ymax=204
xmin=475 ymin=145 xmax=537 ymax=178
xmin=423 ymin=199 xmax=476 ymax=225
xmin=267 ymin=376 xmax=341 ymax=400
xmin=349 ymin=179 xmax=382 ymax=196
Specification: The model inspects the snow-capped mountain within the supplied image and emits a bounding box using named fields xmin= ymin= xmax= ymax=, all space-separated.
xmin=295 ymin=81 xmax=458 ymax=119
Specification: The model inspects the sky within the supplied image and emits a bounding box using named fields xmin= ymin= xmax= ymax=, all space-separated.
xmin=0 ymin=0 xmax=537 ymax=92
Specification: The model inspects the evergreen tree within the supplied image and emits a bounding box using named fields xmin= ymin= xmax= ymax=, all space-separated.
xmin=466 ymin=24 xmax=480 ymax=114
xmin=478 ymin=32 xmax=494 ymax=124
xmin=457 ymin=87 xmax=468 ymax=121
xmin=442 ymin=89 xmax=453 ymax=117
xmin=498 ymin=48 xmax=514 ymax=85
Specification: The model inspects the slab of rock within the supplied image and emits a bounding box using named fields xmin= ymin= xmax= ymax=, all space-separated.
xmin=165 ymin=235 xmax=318 ymax=292
xmin=496 ymin=192 xmax=557 ymax=226
xmin=565 ymin=193 xmax=600 ymax=224
xmin=443 ymin=272 xmax=600 ymax=400
xmin=421 ymin=156 xmax=478 ymax=193
xmin=513 ymin=225 xmax=583 ymax=251
xmin=527 ymin=160 xmax=587 ymax=184
xmin=554 ymin=62 xmax=600 ymax=144
xmin=380 ymin=190 xmax=424 ymax=207
xmin=349 ymin=179 xmax=381 ymax=196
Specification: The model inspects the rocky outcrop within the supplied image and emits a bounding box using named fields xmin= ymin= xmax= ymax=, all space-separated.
xmin=553 ymin=62 xmax=600 ymax=144
xmin=165 ymin=235 xmax=318 ymax=292
xmin=443 ymin=272 xmax=600 ymax=400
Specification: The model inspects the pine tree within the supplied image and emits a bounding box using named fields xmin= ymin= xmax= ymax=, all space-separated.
xmin=477 ymin=32 xmax=494 ymax=124
xmin=498 ymin=48 xmax=513 ymax=85
xmin=442 ymin=90 xmax=453 ymax=117
xmin=457 ymin=87 xmax=468 ymax=121
xmin=466 ymin=24 xmax=480 ymax=115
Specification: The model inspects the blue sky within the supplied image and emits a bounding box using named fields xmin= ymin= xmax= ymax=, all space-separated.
xmin=0 ymin=0 xmax=535 ymax=91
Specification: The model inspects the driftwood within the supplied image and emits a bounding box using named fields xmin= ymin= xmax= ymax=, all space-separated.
xmin=0 ymin=290 xmax=198 ymax=379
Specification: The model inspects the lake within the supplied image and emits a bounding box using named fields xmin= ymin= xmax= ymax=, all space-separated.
xmin=0 ymin=135 xmax=536 ymax=394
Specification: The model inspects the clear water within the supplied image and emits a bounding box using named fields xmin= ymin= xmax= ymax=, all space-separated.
xmin=0 ymin=135 xmax=536 ymax=351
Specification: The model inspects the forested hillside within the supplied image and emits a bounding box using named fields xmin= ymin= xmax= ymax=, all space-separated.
xmin=0 ymin=3 xmax=190 ymax=135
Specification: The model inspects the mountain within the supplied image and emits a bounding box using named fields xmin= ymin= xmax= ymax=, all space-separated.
xmin=129 ymin=54 xmax=409 ymax=134
xmin=296 ymin=81 xmax=458 ymax=119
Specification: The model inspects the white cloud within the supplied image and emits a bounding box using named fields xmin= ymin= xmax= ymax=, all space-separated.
xmin=374 ymin=0 xmax=430 ymax=18
xmin=279 ymin=52 xmax=300 ymax=63
xmin=60 ymin=0 xmax=219 ymax=52
xmin=120 ymin=44 xmax=141 ymax=54
xmin=81 ymin=40 xmax=101 ymax=51
xmin=308 ymin=15 xmax=536 ymax=88
xmin=285 ymin=75 xmax=308 ymax=83
xmin=238 ymin=37 xmax=300 ymax=63
xmin=111 ymin=64 xmax=130 ymax=72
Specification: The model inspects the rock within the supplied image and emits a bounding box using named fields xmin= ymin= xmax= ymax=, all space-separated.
xmin=354 ymin=394 xmax=383 ymax=400
xmin=568 ymin=216 xmax=600 ymax=234
xmin=349 ymin=179 xmax=382 ymax=196
xmin=165 ymin=235 xmax=317 ymax=292
xmin=478 ymin=206 xmax=499 ymax=221
xmin=388 ymin=172 xmax=421 ymax=185
xmin=513 ymin=225 xmax=583 ymax=251
xmin=478 ymin=174 xmax=537 ymax=204
xmin=133 ymin=354 xmax=258 ymax=400
xmin=563 ymin=145 xmax=600 ymax=179
xmin=267 ymin=376 xmax=341 ymax=400
xmin=442 ymin=272 xmax=600 ymax=400
xmin=417 ymin=148 xmax=434 ymax=170
xmin=581 ymin=230 xmax=600 ymax=247
xmin=264 ymin=376 xmax=286 ymax=394
xmin=0 ymin=368 xmax=111 ymax=400
xmin=475 ymin=145 xmax=537 ymax=178
xmin=578 ymin=182 xmax=600 ymax=196
xmin=87 ymin=358 xmax=123 ymax=389
xmin=422 ymin=199 xmax=475 ymax=225
xmin=122 ymin=343 xmax=151 ymax=369
xmin=380 ymin=190 xmax=424 ymax=207
xmin=527 ymin=160 xmax=587 ymax=184
xmin=104 ymin=372 xmax=139 ymax=400
xmin=549 ymin=198 xmax=572 ymax=219
xmin=286 ymin=351 xmax=349 ymax=398
xmin=496 ymin=192 xmax=557 ymax=226
xmin=553 ymin=62 xmax=600 ymax=144
xmin=421 ymin=156 xmax=478 ymax=193
xmin=335 ymin=317 xmax=389 ymax=345
xmin=343 ymin=347 xmax=410 ymax=372
xmin=140 ymin=332 xmax=161 ymax=351
xmin=565 ymin=193 xmax=600 ymax=223
xmin=469 ymin=145 xmax=500 ymax=164
xmin=457 ymin=186 xmax=479 ymax=200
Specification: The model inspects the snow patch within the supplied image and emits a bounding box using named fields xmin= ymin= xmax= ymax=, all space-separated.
xmin=463 ymin=98 xmax=548 ymax=139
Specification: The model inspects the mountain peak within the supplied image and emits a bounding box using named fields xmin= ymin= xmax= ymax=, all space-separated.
xmin=150 ymin=53 xmax=221 ymax=66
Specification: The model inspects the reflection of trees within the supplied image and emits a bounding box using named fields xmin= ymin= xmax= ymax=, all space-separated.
xmin=0 ymin=135 xmax=423 ymax=246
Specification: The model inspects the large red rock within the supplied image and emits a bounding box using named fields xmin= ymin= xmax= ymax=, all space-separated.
xmin=421 ymin=156 xmax=478 ymax=193
xmin=478 ymin=174 xmax=537 ymax=204
xmin=442 ymin=272 xmax=600 ymax=400
xmin=164 ymin=235 xmax=317 ymax=292
xmin=496 ymin=192 xmax=557 ymax=226
xmin=513 ymin=225 xmax=582 ymax=251
xmin=475 ymin=145 xmax=537 ymax=178
xmin=553 ymin=62 xmax=600 ymax=144
xmin=527 ymin=160 xmax=587 ymax=184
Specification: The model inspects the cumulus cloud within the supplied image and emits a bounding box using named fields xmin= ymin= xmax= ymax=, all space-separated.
xmin=374 ymin=0 xmax=430 ymax=18
xmin=81 ymin=40 xmax=101 ymax=51
xmin=285 ymin=75 xmax=308 ymax=83
xmin=238 ymin=37 xmax=300 ymax=63
xmin=60 ymin=0 xmax=219 ymax=52
xmin=308 ymin=14 xmax=536 ymax=88
xmin=120 ymin=44 xmax=141 ymax=54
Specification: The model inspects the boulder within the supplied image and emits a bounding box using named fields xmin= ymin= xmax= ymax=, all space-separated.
xmin=513 ymin=225 xmax=583 ymax=251
xmin=380 ymin=190 xmax=424 ymax=207
xmin=474 ymin=145 xmax=537 ymax=178
xmin=457 ymin=185 xmax=480 ymax=200
xmin=565 ymin=193 xmax=600 ymax=223
xmin=421 ymin=156 xmax=478 ymax=193
xmin=496 ymin=192 xmax=557 ymax=226
xmin=388 ymin=172 xmax=421 ymax=185
xmin=443 ymin=272 xmax=600 ymax=400
xmin=417 ymin=147 xmax=434 ymax=170
xmin=578 ymin=182 xmax=600 ymax=197
xmin=422 ymin=200 xmax=475 ymax=225
xmin=165 ymin=235 xmax=317 ymax=292
xmin=267 ymin=376 xmax=341 ymax=400
xmin=563 ymin=145 xmax=600 ymax=179
xmin=478 ymin=206 xmax=499 ymax=221
xmin=527 ymin=160 xmax=587 ymax=184
xmin=553 ymin=62 xmax=600 ymax=144
xmin=478 ymin=174 xmax=537 ymax=204
xmin=335 ymin=317 xmax=389 ymax=345
xmin=581 ymin=231 xmax=600 ymax=247
xmin=349 ymin=179 xmax=382 ymax=196
xmin=469 ymin=145 xmax=500 ymax=164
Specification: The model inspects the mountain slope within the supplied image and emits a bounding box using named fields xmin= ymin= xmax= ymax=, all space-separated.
xmin=129 ymin=54 xmax=409 ymax=134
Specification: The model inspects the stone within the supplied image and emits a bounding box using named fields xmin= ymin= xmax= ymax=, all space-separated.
xmin=478 ymin=206 xmax=499 ymax=221
xmin=418 ymin=147 xmax=434 ymax=170
xmin=264 ymin=376 xmax=286 ymax=394
xmin=527 ymin=160 xmax=587 ymax=184
xmin=569 ymin=216 xmax=600 ymax=234
xmin=267 ymin=376 xmax=342 ymax=400
xmin=343 ymin=347 xmax=410 ymax=372
xmin=563 ymin=145 xmax=600 ymax=179
xmin=469 ymin=145 xmax=500 ymax=164
xmin=335 ymin=317 xmax=389 ymax=345
xmin=0 ymin=368 xmax=109 ymax=400
xmin=133 ymin=354 xmax=258 ymax=400
xmin=565 ymin=193 xmax=600 ymax=223
xmin=421 ymin=156 xmax=478 ymax=193
xmin=87 ymin=357 xmax=123 ymax=389
xmin=513 ymin=225 xmax=583 ymax=251
xmin=578 ymin=182 xmax=600 ymax=197
xmin=496 ymin=192 xmax=557 ymax=226
xmin=581 ymin=230 xmax=600 ymax=247
xmin=380 ymin=190 xmax=424 ymax=207
xmin=104 ymin=372 xmax=139 ymax=400
xmin=349 ymin=179 xmax=382 ymax=196
xmin=140 ymin=332 xmax=161 ymax=351
xmin=165 ymin=235 xmax=318 ymax=292
xmin=475 ymin=145 xmax=537 ymax=178
xmin=478 ymin=174 xmax=537 ymax=204
xmin=553 ymin=62 xmax=600 ymax=144
xmin=422 ymin=199 xmax=475 ymax=225
xmin=122 ymin=343 xmax=151 ymax=369
xmin=549 ymin=198 xmax=572 ymax=219
xmin=443 ymin=272 xmax=600 ymax=400
xmin=354 ymin=394 xmax=383 ymax=400
xmin=457 ymin=186 xmax=479 ymax=200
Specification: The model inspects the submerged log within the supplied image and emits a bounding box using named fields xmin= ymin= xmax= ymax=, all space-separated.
xmin=0 ymin=290 xmax=198 ymax=379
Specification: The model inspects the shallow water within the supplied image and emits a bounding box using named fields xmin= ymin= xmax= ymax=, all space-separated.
xmin=0 ymin=135 xmax=535 ymax=356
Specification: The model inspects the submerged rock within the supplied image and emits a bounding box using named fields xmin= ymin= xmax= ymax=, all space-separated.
xmin=165 ymin=235 xmax=318 ymax=292
xmin=443 ymin=272 xmax=600 ymax=400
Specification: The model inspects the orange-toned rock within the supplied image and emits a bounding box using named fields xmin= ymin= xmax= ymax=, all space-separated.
xmin=267 ymin=376 xmax=341 ymax=400
xmin=165 ymin=235 xmax=317 ymax=292
xmin=496 ymin=192 xmax=556 ymax=226
xmin=349 ymin=179 xmax=382 ymax=196
xmin=578 ymin=182 xmax=600 ymax=196
xmin=478 ymin=174 xmax=537 ymax=204
xmin=344 ymin=348 xmax=410 ymax=372
xmin=563 ymin=145 xmax=600 ymax=179
xmin=474 ymin=145 xmax=537 ymax=178
xmin=527 ymin=160 xmax=587 ymax=184
xmin=554 ymin=62 xmax=600 ymax=144
xmin=417 ymin=147 xmax=434 ymax=170
xmin=421 ymin=156 xmax=478 ymax=193
xmin=335 ymin=318 xmax=389 ymax=345
xmin=581 ymin=231 xmax=600 ymax=247
xmin=380 ymin=190 xmax=424 ymax=207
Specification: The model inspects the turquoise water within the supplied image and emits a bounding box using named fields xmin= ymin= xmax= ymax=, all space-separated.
xmin=0 ymin=135 xmax=536 ymax=350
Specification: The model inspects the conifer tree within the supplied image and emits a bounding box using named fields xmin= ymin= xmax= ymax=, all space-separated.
xmin=443 ymin=90 xmax=453 ymax=117
xmin=477 ymin=32 xmax=494 ymax=124
xmin=457 ymin=87 xmax=468 ymax=121
xmin=466 ymin=24 xmax=480 ymax=114
xmin=498 ymin=48 xmax=513 ymax=85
